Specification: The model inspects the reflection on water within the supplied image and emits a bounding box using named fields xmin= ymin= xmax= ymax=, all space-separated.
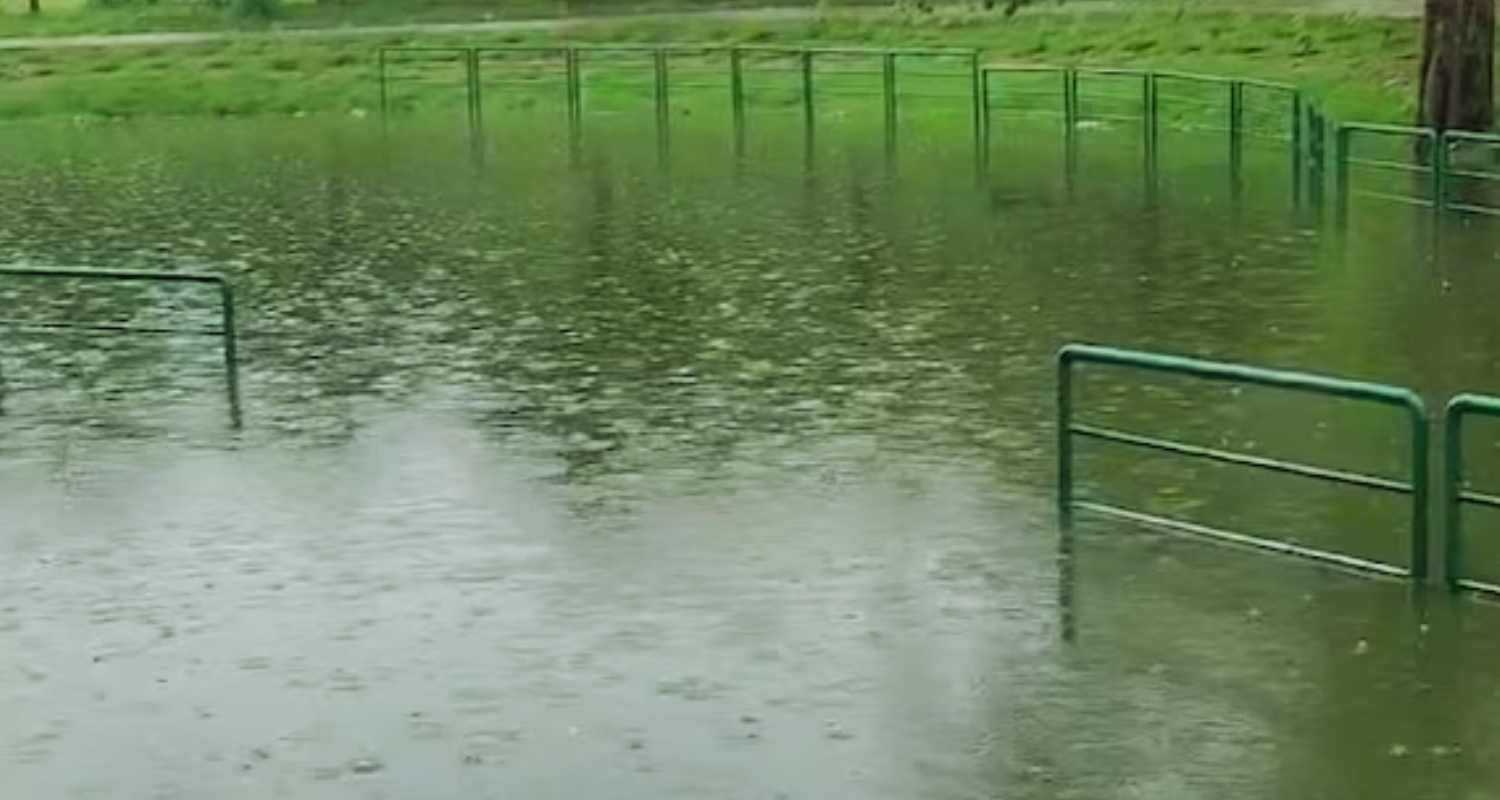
xmin=2 ymin=112 xmax=1500 ymax=798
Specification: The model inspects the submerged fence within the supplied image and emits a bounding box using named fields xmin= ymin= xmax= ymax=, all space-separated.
xmin=379 ymin=42 xmax=1500 ymax=221
xmin=378 ymin=45 xmax=1327 ymax=205
xmin=0 ymin=267 xmax=241 ymax=427
xmin=1336 ymin=123 xmax=1500 ymax=220
xmin=1058 ymin=344 xmax=1500 ymax=598
xmin=1058 ymin=344 xmax=1430 ymax=581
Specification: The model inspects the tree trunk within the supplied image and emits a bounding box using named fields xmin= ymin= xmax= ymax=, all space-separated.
xmin=28 ymin=0 xmax=39 ymax=13
xmin=1418 ymin=0 xmax=1495 ymax=135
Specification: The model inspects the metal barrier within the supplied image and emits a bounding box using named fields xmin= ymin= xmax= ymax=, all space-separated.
xmin=1058 ymin=344 xmax=1429 ymax=579
xmin=377 ymin=46 xmax=480 ymax=130
xmin=1435 ymin=130 xmax=1500 ymax=217
xmin=377 ymin=44 xmax=981 ymax=153
xmin=1444 ymin=394 xmax=1500 ymax=594
xmin=981 ymin=67 xmax=1311 ymax=204
xmin=1334 ymin=123 xmax=1440 ymax=223
xmin=0 ymin=267 xmax=241 ymax=428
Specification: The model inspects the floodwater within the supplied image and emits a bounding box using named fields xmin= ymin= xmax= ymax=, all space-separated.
xmin=3 ymin=105 xmax=1500 ymax=799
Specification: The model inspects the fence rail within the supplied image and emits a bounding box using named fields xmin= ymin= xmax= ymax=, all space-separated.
xmin=1445 ymin=394 xmax=1500 ymax=595
xmin=0 ymin=267 xmax=241 ymax=428
xmin=1058 ymin=344 xmax=1429 ymax=580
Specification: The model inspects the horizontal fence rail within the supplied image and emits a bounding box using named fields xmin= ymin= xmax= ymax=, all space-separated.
xmin=0 ymin=267 xmax=241 ymax=428
xmin=1058 ymin=344 xmax=1429 ymax=580
xmin=1445 ymin=394 xmax=1500 ymax=595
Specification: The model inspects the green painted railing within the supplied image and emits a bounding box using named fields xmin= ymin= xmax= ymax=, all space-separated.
xmin=0 ymin=267 xmax=241 ymax=428
xmin=378 ymin=44 xmax=982 ymax=155
xmin=981 ymin=66 xmax=1312 ymax=204
xmin=1444 ymin=394 xmax=1500 ymax=594
xmin=1334 ymin=124 xmax=1500 ymax=221
xmin=1058 ymin=344 xmax=1429 ymax=580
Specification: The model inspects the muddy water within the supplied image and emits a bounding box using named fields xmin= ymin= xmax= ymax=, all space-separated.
xmin=2 ymin=112 xmax=1500 ymax=798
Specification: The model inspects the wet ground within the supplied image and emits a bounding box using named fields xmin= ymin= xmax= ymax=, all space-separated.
xmin=3 ymin=110 xmax=1500 ymax=798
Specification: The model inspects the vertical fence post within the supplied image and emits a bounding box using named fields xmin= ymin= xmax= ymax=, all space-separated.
xmin=801 ymin=49 xmax=815 ymax=132
xmin=1310 ymin=105 xmax=1326 ymax=210
xmin=378 ymin=49 xmax=389 ymax=119
xmin=1057 ymin=352 xmax=1075 ymax=530
xmin=565 ymin=47 xmax=582 ymax=156
xmin=470 ymin=49 xmax=485 ymax=137
xmin=1291 ymin=91 xmax=1305 ymax=207
xmin=1445 ymin=402 xmax=1465 ymax=592
xmin=970 ymin=51 xmax=983 ymax=157
xmin=882 ymin=51 xmax=898 ymax=160
xmin=1064 ymin=70 xmax=1078 ymax=195
xmin=1433 ymin=130 xmax=1447 ymax=213
xmin=1335 ymin=124 xmax=1350 ymax=226
xmin=1057 ymin=349 xmax=1077 ymax=644
xmin=730 ymin=46 xmax=746 ymax=158
xmin=1144 ymin=71 xmax=1158 ymax=185
xmin=1229 ymin=80 xmax=1244 ymax=196
xmin=1063 ymin=69 xmax=1077 ymax=131
xmin=979 ymin=67 xmax=992 ymax=173
xmin=653 ymin=48 xmax=669 ymax=125
xmin=1411 ymin=402 xmax=1431 ymax=582
xmin=219 ymin=280 xmax=242 ymax=430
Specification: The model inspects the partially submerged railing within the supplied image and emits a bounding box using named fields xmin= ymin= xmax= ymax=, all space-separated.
xmin=377 ymin=43 xmax=983 ymax=159
xmin=1058 ymin=344 xmax=1429 ymax=580
xmin=981 ymin=66 xmax=1315 ymax=204
xmin=0 ymin=267 xmax=241 ymax=428
xmin=1335 ymin=124 xmax=1500 ymax=221
xmin=1445 ymin=394 xmax=1500 ymax=595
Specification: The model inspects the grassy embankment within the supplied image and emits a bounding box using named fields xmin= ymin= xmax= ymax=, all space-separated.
xmin=0 ymin=6 xmax=1427 ymax=123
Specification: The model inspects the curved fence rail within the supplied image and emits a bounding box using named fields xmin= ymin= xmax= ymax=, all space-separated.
xmin=1058 ymin=344 xmax=1430 ymax=581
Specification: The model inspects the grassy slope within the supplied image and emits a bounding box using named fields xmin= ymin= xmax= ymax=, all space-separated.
xmin=0 ymin=8 xmax=1423 ymax=122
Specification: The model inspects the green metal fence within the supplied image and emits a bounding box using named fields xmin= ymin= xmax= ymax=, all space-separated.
xmin=377 ymin=44 xmax=982 ymax=154
xmin=0 ymin=267 xmax=241 ymax=428
xmin=1444 ymin=394 xmax=1500 ymax=594
xmin=1334 ymin=125 xmax=1500 ymax=222
xmin=1058 ymin=344 xmax=1429 ymax=580
xmin=980 ymin=67 xmax=1311 ymax=204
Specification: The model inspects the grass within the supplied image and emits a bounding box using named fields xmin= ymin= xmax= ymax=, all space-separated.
xmin=0 ymin=7 xmax=1428 ymax=123
xmin=0 ymin=0 xmax=835 ymax=37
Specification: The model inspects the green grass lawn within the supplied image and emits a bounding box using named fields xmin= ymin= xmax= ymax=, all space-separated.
xmin=0 ymin=7 xmax=1426 ymax=123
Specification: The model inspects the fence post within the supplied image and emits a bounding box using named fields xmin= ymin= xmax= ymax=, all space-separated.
xmin=730 ymin=47 xmax=746 ymax=157
xmin=566 ymin=47 xmax=582 ymax=123
xmin=219 ymin=280 xmax=242 ymax=429
xmin=1411 ymin=400 xmax=1431 ymax=582
xmin=882 ymin=52 xmax=898 ymax=135
xmin=1057 ymin=350 xmax=1075 ymax=530
xmin=1335 ymin=124 xmax=1351 ymax=226
xmin=377 ymin=49 xmax=389 ymax=119
xmin=979 ymin=67 xmax=992 ymax=173
xmin=1229 ymin=80 xmax=1244 ymax=196
xmin=654 ymin=48 xmax=669 ymax=126
xmin=801 ymin=49 xmax=815 ymax=132
xmin=1063 ymin=69 xmax=1077 ymax=130
xmin=1433 ymin=130 xmax=1447 ymax=213
xmin=469 ymin=49 xmax=483 ymax=133
xmin=970 ymin=52 xmax=983 ymax=156
xmin=1144 ymin=71 xmax=1158 ymax=183
xmin=1291 ymin=91 xmax=1304 ymax=207
xmin=1445 ymin=401 xmax=1465 ymax=591
xmin=1311 ymin=105 xmax=1326 ymax=210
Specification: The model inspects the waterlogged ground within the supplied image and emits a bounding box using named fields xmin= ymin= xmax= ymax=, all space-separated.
xmin=3 ymin=110 xmax=1500 ymax=798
